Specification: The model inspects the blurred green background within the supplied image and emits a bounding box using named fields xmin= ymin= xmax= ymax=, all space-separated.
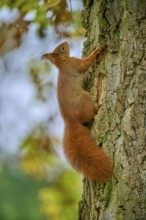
xmin=0 ymin=0 xmax=84 ymax=219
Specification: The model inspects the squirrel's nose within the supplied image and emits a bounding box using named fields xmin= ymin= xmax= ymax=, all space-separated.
xmin=41 ymin=53 xmax=48 ymax=60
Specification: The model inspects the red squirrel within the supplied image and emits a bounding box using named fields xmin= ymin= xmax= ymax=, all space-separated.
xmin=42 ymin=42 xmax=112 ymax=181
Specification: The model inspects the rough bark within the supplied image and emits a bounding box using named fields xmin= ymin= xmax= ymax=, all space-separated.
xmin=79 ymin=0 xmax=146 ymax=220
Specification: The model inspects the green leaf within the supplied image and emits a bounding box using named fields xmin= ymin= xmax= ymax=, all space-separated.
xmin=47 ymin=0 xmax=61 ymax=8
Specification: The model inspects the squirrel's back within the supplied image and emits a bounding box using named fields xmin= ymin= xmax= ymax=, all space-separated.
xmin=64 ymin=121 xmax=112 ymax=181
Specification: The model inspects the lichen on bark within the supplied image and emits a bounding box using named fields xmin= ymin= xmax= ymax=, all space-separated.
xmin=79 ymin=0 xmax=146 ymax=219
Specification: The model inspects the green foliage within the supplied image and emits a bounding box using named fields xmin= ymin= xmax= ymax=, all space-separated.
xmin=0 ymin=164 xmax=48 ymax=220
xmin=0 ymin=0 xmax=84 ymax=37
xmin=20 ymin=126 xmax=61 ymax=179
xmin=19 ymin=125 xmax=82 ymax=219
xmin=0 ymin=158 xmax=82 ymax=220
xmin=39 ymin=170 xmax=82 ymax=220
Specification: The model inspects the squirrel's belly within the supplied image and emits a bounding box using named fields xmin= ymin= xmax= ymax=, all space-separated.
xmin=58 ymin=92 xmax=82 ymax=121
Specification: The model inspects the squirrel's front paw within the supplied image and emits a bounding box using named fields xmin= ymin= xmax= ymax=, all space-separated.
xmin=94 ymin=103 xmax=101 ymax=114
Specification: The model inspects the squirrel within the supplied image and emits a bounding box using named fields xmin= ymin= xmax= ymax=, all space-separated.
xmin=42 ymin=42 xmax=112 ymax=182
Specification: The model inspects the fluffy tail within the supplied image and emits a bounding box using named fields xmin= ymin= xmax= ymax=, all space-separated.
xmin=63 ymin=121 xmax=113 ymax=182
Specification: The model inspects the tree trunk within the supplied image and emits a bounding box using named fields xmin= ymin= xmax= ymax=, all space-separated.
xmin=79 ymin=0 xmax=146 ymax=219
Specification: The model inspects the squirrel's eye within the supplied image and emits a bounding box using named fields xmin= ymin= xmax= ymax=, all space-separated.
xmin=61 ymin=46 xmax=65 ymax=51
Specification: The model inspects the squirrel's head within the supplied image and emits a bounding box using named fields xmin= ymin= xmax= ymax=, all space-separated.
xmin=42 ymin=42 xmax=70 ymax=68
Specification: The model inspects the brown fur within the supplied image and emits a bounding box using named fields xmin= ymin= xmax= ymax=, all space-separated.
xmin=64 ymin=121 xmax=112 ymax=181
xmin=42 ymin=42 xmax=113 ymax=181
